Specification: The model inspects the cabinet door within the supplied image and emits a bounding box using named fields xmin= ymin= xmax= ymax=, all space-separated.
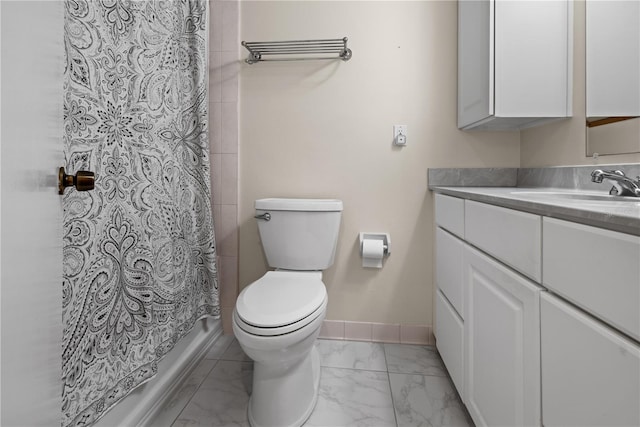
xmin=494 ymin=0 xmax=571 ymax=118
xmin=586 ymin=0 xmax=640 ymax=116
xmin=541 ymin=293 xmax=640 ymax=426
xmin=464 ymin=245 xmax=542 ymax=427
xmin=457 ymin=0 xmax=572 ymax=130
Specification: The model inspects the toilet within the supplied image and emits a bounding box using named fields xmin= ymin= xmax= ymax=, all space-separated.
xmin=232 ymin=198 xmax=343 ymax=427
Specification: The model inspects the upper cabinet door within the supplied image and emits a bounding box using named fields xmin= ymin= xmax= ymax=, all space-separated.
xmin=458 ymin=0 xmax=573 ymax=131
xmin=586 ymin=0 xmax=640 ymax=117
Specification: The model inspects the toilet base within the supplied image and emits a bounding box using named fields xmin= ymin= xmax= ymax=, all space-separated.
xmin=247 ymin=345 xmax=321 ymax=427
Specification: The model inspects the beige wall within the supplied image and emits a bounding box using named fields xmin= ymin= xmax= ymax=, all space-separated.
xmin=238 ymin=1 xmax=520 ymax=326
xmin=521 ymin=0 xmax=640 ymax=167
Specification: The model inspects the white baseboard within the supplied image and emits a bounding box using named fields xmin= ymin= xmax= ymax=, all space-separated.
xmin=95 ymin=317 xmax=223 ymax=427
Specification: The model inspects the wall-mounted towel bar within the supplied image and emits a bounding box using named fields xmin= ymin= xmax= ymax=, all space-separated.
xmin=241 ymin=37 xmax=352 ymax=65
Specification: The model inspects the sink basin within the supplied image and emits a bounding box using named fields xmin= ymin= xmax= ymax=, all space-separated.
xmin=510 ymin=190 xmax=640 ymax=203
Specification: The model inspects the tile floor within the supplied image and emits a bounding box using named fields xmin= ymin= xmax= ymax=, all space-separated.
xmin=151 ymin=337 xmax=473 ymax=427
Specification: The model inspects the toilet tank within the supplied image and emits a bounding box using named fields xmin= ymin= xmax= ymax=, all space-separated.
xmin=255 ymin=198 xmax=343 ymax=270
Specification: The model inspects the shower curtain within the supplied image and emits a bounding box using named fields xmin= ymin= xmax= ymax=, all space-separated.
xmin=61 ymin=1 xmax=219 ymax=425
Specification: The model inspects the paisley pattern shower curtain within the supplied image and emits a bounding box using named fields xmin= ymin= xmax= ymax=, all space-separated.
xmin=62 ymin=1 xmax=219 ymax=425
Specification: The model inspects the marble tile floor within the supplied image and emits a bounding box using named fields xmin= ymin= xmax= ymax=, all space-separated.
xmin=151 ymin=337 xmax=473 ymax=427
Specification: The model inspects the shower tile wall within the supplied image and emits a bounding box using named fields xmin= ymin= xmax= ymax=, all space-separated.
xmin=209 ymin=0 xmax=239 ymax=334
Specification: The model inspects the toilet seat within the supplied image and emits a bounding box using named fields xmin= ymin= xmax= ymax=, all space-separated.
xmin=235 ymin=271 xmax=327 ymax=336
xmin=233 ymin=299 xmax=326 ymax=337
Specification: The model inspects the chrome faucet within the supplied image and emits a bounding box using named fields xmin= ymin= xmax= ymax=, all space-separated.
xmin=590 ymin=169 xmax=640 ymax=197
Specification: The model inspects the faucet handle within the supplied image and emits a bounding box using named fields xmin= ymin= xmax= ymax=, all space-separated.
xmin=602 ymin=169 xmax=626 ymax=176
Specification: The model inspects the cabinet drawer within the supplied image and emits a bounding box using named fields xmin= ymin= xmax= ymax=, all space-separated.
xmin=543 ymin=217 xmax=640 ymax=341
xmin=541 ymin=293 xmax=640 ymax=427
xmin=436 ymin=227 xmax=464 ymax=317
xmin=435 ymin=193 xmax=464 ymax=238
xmin=465 ymin=200 xmax=541 ymax=282
xmin=435 ymin=289 xmax=464 ymax=400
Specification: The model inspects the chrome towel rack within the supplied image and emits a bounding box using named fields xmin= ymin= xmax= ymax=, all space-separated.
xmin=241 ymin=37 xmax=352 ymax=65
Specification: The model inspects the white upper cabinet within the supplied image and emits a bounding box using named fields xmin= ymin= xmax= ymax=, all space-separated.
xmin=586 ymin=0 xmax=640 ymax=117
xmin=458 ymin=0 xmax=573 ymax=130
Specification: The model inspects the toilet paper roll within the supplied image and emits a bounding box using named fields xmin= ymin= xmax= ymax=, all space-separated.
xmin=362 ymin=239 xmax=384 ymax=268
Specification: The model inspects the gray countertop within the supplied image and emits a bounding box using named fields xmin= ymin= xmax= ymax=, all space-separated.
xmin=432 ymin=186 xmax=640 ymax=236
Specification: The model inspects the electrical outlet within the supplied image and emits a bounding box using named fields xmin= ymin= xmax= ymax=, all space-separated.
xmin=393 ymin=125 xmax=407 ymax=146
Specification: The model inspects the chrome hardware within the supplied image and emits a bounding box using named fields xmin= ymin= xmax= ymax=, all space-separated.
xmin=242 ymin=37 xmax=352 ymax=65
xmin=58 ymin=167 xmax=95 ymax=195
xmin=591 ymin=169 xmax=640 ymax=197
xmin=254 ymin=212 xmax=271 ymax=221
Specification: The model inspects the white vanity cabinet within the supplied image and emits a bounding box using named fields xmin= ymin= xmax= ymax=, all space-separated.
xmin=458 ymin=0 xmax=572 ymax=130
xmin=433 ymin=192 xmax=640 ymax=427
xmin=434 ymin=195 xmax=543 ymax=425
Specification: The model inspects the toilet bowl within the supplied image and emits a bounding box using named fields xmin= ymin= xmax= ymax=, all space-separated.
xmin=233 ymin=198 xmax=343 ymax=427
xmin=233 ymin=271 xmax=328 ymax=427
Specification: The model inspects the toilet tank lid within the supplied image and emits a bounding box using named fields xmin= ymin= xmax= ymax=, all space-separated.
xmin=255 ymin=198 xmax=343 ymax=212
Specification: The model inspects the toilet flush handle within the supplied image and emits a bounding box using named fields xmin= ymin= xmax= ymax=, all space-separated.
xmin=254 ymin=212 xmax=271 ymax=221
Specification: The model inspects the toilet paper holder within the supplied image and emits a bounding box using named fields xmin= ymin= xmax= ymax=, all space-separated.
xmin=359 ymin=232 xmax=391 ymax=257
